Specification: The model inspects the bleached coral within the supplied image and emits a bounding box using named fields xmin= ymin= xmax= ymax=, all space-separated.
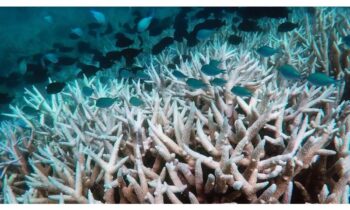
xmin=1 ymin=7 xmax=350 ymax=204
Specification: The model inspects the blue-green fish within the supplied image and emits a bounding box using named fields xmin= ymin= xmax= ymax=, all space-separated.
xmin=256 ymin=46 xmax=279 ymax=57
xmin=129 ymin=96 xmax=144 ymax=107
xmin=137 ymin=16 xmax=153 ymax=32
xmin=172 ymin=70 xmax=187 ymax=79
xmin=307 ymin=73 xmax=342 ymax=86
xmin=186 ymin=78 xmax=207 ymax=89
xmin=82 ymin=86 xmax=94 ymax=97
xmin=196 ymin=29 xmax=214 ymax=41
xmin=201 ymin=64 xmax=225 ymax=76
xmin=96 ymin=97 xmax=117 ymax=108
xmin=209 ymin=59 xmax=221 ymax=67
xmin=231 ymin=86 xmax=253 ymax=97
xmin=277 ymin=64 xmax=301 ymax=80
xmin=210 ymin=78 xmax=227 ymax=86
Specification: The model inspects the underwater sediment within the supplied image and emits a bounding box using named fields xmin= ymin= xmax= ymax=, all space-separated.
xmin=0 ymin=7 xmax=350 ymax=204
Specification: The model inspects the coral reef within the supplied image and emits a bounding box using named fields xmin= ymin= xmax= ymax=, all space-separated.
xmin=1 ymin=8 xmax=350 ymax=204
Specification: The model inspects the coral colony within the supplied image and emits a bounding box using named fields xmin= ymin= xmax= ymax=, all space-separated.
xmin=1 ymin=7 xmax=350 ymax=204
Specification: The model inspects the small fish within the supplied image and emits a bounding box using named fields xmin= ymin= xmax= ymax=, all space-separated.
xmin=46 ymin=82 xmax=65 ymax=94
xmin=342 ymin=35 xmax=350 ymax=47
xmin=306 ymin=73 xmax=342 ymax=86
xmin=201 ymin=64 xmax=225 ymax=76
xmin=196 ymin=29 xmax=214 ymax=41
xmin=22 ymin=105 xmax=39 ymax=116
xmin=137 ymin=16 xmax=153 ymax=32
xmin=277 ymin=64 xmax=301 ymax=80
xmin=69 ymin=27 xmax=84 ymax=39
xmin=209 ymin=59 xmax=221 ymax=67
xmin=96 ymin=97 xmax=116 ymax=108
xmin=238 ymin=20 xmax=262 ymax=32
xmin=172 ymin=70 xmax=187 ymax=79
xmin=186 ymin=78 xmax=207 ymax=89
xmin=57 ymin=56 xmax=76 ymax=66
xmin=152 ymin=37 xmax=174 ymax=55
xmin=82 ymin=86 xmax=94 ymax=97
xmin=210 ymin=78 xmax=227 ymax=86
xmin=256 ymin=46 xmax=279 ymax=57
xmin=129 ymin=96 xmax=144 ymax=107
xmin=120 ymin=48 xmax=142 ymax=66
xmin=231 ymin=86 xmax=253 ymax=97
xmin=228 ymin=35 xmax=242 ymax=45
xmin=115 ymin=33 xmax=134 ymax=48
xmin=277 ymin=21 xmax=298 ymax=32
xmin=90 ymin=10 xmax=106 ymax=25
xmin=44 ymin=53 xmax=58 ymax=64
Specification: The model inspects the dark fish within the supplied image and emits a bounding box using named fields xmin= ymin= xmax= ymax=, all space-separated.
xmin=149 ymin=17 xmax=172 ymax=36
xmin=129 ymin=96 xmax=144 ymax=107
xmin=5 ymin=72 xmax=23 ymax=88
xmin=94 ymin=55 xmax=114 ymax=69
xmin=201 ymin=64 xmax=225 ymax=76
xmin=77 ymin=41 xmax=92 ymax=53
xmin=57 ymin=56 xmax=76 ymax=66
xmin=228 ymin=35 xmax=242 ymax=45
xmin=231 ymin=86 xmax=252 ymax=97
xmin=24 ymin=64 xmax=48 ymax=84
xmin=77 ymin=63 xmax=100 ymax=78
xmin=256 ymin=46 xmax=279 ymax=57
xmin=115 ymin=33 xmax=134 ymax=48
xmin=186 ymin=78 xmax=207 ymax=89
xmin=173 ymin=9 xmax=189 ymax=42
xmin=95 ymin=97 xmax=116 ymax=108
xmin=210 ymin=78 xmax=227 ymax=86
xmin=172 ymin=70 xmax=187 ymax=79
xmin=167 ymin=63 xmax=176 ymax=69
xmin=306 ymin=73 xmax=342 ymax=86
xmin=277 ymin=64 xmax=301 ymax=80
xmin=82 ymin=86 xmax=94 ymax=97
xmin=195 ymin=8 xmax=225 ymax=19
xmin=88 ymin=22 xmax=103 ymax=30
xmin=238 ymin=20 xmax=262 ymax=32
xmin=0 ymin=92 xmax=14 ymax=105
xmin=238 ymin=7 xmax=289 ymax=19
xmin=57 ymin=46 xmax=74 ymax=53
xmin=22 ymin=105 xmax=40 ymax=116
xmin=46 ymin=82 xmax=66 ymax=94
xmin=152 ymin=37 xmax=174 ymax=55
xmin=120 ymin=48 xmax=142 ymax=66
xmin=342 ymin=35 xmax=350 ymax=47
xmin=278 ymin=21 xmax=298 ymax=32
xmin=106 ymin=51 xmax=122 ymax=61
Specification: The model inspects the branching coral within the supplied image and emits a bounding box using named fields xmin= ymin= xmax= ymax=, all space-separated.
xmin=0 ymin=7 xmax=350 ymax=204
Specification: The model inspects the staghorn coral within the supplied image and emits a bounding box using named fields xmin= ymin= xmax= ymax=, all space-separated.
xmin=1 ymin=7 xmax=350 ymax=204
